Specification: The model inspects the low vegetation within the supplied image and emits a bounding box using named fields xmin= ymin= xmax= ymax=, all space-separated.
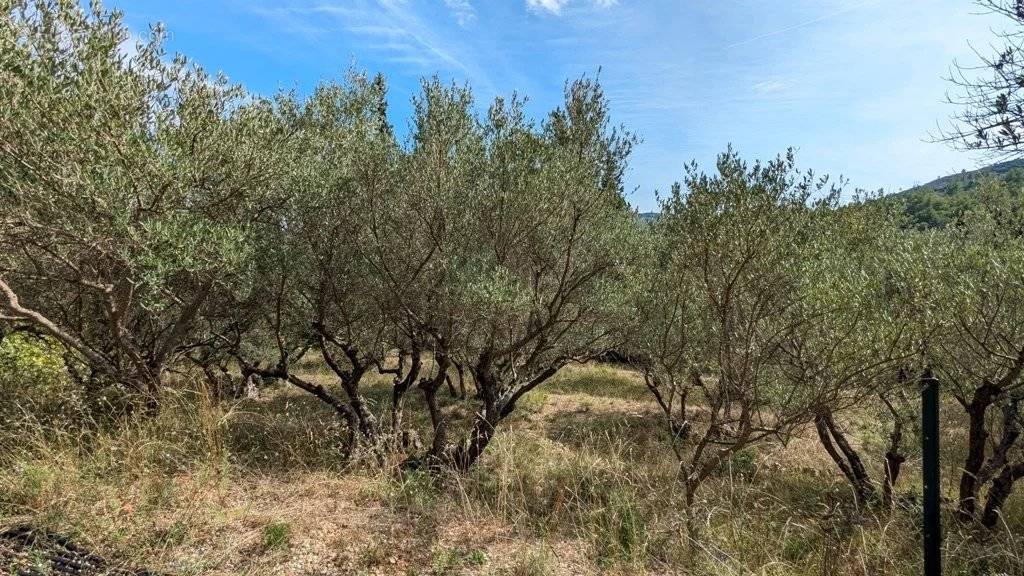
xmin=1 ymin=361 xmax=1021 ymax=575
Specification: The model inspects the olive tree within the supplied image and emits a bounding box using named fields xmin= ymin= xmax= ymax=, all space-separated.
xmin=931 ymin=0 xmax=1024 ymax=528
xmin=190 ymin=74 xmax=406 ymax=456
xmin=369 ymin=77 xmax=640 ymax=470
xmin=631 ymin=149 xmax=856 ymax=519
xmin=776 ymin=198 xmax=919 ymax=507
xmin=929 ymin=183 xmax=1024 ymax=528
xmin=0 ymin=1 xmax=294 ymax=410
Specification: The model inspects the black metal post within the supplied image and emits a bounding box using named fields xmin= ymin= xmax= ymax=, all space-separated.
xmin=921 ymin=367 xmax=941 ymax=576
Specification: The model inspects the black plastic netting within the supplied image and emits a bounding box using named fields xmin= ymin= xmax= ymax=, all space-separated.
xmin=0 ymin=526 xmax=160 ymax=576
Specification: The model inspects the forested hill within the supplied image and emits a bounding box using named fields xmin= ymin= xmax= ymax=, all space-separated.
xmin=905 ymin=158 xmax=1024 ymax=191
xmin=638 ymin=159 xmax=1024 ymax=229
xmin=886 ymin=158 xmax=1024 ymax=229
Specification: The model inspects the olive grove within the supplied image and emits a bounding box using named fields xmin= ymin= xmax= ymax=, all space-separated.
xmin=3 ymin=0 xmax=1024 ymax=537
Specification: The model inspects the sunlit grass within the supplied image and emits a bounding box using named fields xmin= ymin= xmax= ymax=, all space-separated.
xmin=0 ymin=361 xmax=1021 ymax=575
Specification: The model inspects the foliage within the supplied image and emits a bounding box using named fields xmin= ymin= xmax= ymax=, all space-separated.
xmin=0 ymin=334 xmax=82 ymax=429
xmin=261 ymin=521 xmax=291 ymax=551
xmin=925 ymin=183 xmax=1024 ymax=527
xmin=0 ymin=0 xmax=294 ymax=407
xmin=628 ymin=148 xmax=862 ymax=509
xmin=883 ymin=160 xmax=1024 ymax=229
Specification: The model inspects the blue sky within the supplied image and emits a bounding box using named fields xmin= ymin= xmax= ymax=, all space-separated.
xmin=109 ymin=0 xmax=1003 ymax=211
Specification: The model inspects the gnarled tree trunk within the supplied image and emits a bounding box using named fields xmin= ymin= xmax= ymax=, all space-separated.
xmin=814 ymin=408 xmax=875 ymax=506
xmin=981 ymin=462 xmax=1024 ymax=528
xmin=958 ymin=382 xmax=999 ymax=521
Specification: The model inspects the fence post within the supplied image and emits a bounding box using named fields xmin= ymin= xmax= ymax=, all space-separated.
xmin=921 ymin=367 xmax=941 ymax=576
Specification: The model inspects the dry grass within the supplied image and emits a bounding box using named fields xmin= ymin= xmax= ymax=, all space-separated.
xmin=1 ymin=362 xmax=1022 ymax=575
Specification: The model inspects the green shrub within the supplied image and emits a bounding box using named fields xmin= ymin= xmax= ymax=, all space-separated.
xmin=262 ymin=521 xmax=291 ymax=551
xmin=728 ymin=446 xmax=759 ymax=479
xmin=0 ymin=335 xmax=82 ymax=432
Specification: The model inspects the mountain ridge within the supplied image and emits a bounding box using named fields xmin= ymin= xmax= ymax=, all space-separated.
xmin=894 ymin=158 xmax=1024 ymax=196
xmin=638 ymin=158 xmax=1024 ymax=228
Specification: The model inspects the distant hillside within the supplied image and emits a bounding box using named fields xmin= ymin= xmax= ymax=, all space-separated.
xmin=636 ymin=159 xmax=1024 ymax=229
xmin=899 ymin=159 xmax=1024 ymax=194
xmin=887 ymin=159 xmax=1024 ymax=229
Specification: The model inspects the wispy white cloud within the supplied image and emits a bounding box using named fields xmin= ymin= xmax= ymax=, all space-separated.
xmin=374 ymin=0 xmax=468 ymax=72
xmin=345 ymin=24 xmax=407 ymax=38
xmin=250 ymin=1 xmax=471 ymax=75
xmin=725 ymin=0 xmax=879 ymax=49
xmin=444 ymin=0 xmax=476 ymax=26
xmin=526 ymin=0 xmax=617 ymax=16
xmin=527 ymin=0 xmax=569 ymax=14
xmin=753 ymin=79 xmax=791 ymax=95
